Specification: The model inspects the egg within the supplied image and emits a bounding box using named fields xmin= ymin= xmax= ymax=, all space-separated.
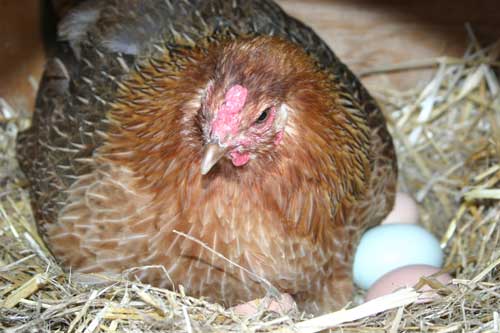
xmin=382 ymin=192 xmax=419 ymax=225
xmin=365 ymin=264 xmax=452 ymax=302
xmin=232 ymin=293 xmax=296 ymax=315
xmin=353 ymin=224 xmax=444 ymax=289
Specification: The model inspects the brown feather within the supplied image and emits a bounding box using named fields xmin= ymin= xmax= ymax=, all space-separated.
xmin=17 ymin=0 xmax=397 ymax=314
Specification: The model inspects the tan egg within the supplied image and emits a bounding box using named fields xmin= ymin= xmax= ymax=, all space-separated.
xmin=232 ymin=293 xmax=296 ymax=315
xmin=382 ymin=192 xmax=419 ymax=225
xmin=365 ymin=264 xmax=452 ymax=302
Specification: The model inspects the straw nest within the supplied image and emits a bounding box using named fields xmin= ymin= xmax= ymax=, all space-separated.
xmin=1 ymin=32 xmax=499 ymax=332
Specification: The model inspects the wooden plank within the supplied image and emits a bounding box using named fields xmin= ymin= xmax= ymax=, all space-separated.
xmin=277 ymin=0 xmax=500 ymax=89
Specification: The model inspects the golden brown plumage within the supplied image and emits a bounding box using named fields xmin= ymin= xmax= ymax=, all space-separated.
xmin=17 ymin=0 xmax=397 ymax=314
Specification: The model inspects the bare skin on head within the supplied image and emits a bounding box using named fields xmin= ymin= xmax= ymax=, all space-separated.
xmin=201 ymin=83 xmax=285 ymax=174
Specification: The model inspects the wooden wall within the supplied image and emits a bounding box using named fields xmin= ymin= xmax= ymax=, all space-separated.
xmin=0 ymin=1 xmax=45 ymax=116
xmin=276 ymin=0 xmax=500 ymax=90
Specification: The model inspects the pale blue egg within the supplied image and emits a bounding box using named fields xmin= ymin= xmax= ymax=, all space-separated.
xmin=353 ymin=224 xmax=443 ymax=290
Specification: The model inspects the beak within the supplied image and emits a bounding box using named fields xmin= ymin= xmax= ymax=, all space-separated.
xmin=201 ymin=143 xmax=227 ymax=175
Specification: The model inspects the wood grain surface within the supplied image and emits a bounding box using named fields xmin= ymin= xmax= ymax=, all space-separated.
xmin=276 ymin=0 xmax=500 ymax=90
xmin=0 ymin=1 xmax=45 ymax=116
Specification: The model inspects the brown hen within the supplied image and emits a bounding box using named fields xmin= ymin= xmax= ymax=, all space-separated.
xmin=17 ymin=0 xmax=397 ymax=314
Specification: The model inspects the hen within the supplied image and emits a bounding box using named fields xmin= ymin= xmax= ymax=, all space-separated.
xmin=17 ymin=0 xmax=397 ymax=314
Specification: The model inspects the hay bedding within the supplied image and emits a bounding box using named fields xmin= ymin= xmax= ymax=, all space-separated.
xmin=0 ymin=32 xmax=499 ymax=332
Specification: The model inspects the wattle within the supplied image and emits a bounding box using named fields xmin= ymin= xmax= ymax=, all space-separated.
xmin=230 ymin=150 xmax=251 ymax=166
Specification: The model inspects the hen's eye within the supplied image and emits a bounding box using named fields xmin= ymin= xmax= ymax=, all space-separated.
xmin=255 ymin=108 xmax=271 ymax=124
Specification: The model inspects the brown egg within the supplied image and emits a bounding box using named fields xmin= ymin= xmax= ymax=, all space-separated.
xmin=365 ymin=264 xmax=452 ymax=302
xmin=382 ymin=192 xmax=419 ymax=225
